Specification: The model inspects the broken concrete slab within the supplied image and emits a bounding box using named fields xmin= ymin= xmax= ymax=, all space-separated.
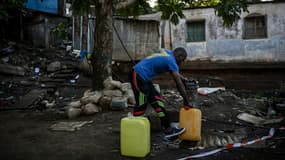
xmin=50 ymin=121 xmax=93 ymax=132
xmin=237 ymin=112 xmax=283 ymax=125
xmin=47 ymin=61 xmax=61 ymax=72
xmin=12 ymin=89 xmax=47 ymax=109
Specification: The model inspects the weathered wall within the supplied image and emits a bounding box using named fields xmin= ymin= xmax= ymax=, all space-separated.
xmin=24 ymin=14 xmax=68 ymax=47
xmin=72 ymin=17 xmax=160 ymax=61
xmin=112 ymin=19 xmax=160 ymax=61
xmin=169 ymin=2 xmax=285 ymax=62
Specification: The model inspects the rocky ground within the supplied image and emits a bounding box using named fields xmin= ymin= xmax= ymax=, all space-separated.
xmin=0 ymin=41 xmax=285 ymax=160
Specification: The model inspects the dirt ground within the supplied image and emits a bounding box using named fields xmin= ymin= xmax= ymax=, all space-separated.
xmin=1 ymin=81 xmax=285 ymax=160
xmin=1 ymin=43 xmax=285 ymax=160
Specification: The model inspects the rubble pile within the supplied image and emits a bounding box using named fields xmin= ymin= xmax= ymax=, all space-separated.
xmin=66 ymin=77 xmax=136 ymax=119
xmin=0 ymin=41 xmax=82 ymax=111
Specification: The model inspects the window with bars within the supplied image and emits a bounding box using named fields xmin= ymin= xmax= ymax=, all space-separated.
xmin=244 ymin=16 xmax=267 ymax=39
xmin=186 ymin=20 xmax=205 ymax=42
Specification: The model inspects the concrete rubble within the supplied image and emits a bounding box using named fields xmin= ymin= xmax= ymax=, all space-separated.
xmin=50 ymin=120 xmax=93 ymax=132
xmin=0 ymin=41 xmax=83 ymax=111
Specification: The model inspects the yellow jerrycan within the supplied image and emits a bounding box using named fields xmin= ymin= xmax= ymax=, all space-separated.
xmin=179 ymin=106 xmax=202 ymax=141
xmin=120 ymin=115 xmax=150 ymax=157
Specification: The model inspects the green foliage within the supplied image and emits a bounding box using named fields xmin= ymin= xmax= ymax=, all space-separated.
xmin=52 ymin=23 xmax=68 ymax=40
xmin=156 ymin=0 xmax=248 ymax=26
xmin=0 ymin=0 xmax=26 ymax=21
xmin=116 ymin=0 xmax=152 ymax=17
xmin=215 ymin=0 xmax=248 ymax=27
xmin=157 ymin=0 xmax=186 ymax=25
xmin=182 ymin=0 xmax=220 ymax=8
xmin=71 ymin=0 xmax=94 ymax=15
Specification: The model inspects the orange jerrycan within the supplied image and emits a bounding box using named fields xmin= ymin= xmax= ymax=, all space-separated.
xmin=179 ymin=107 xmax=202 ymax=141
xmin=120 ymin=115 xmax=150 ymax=157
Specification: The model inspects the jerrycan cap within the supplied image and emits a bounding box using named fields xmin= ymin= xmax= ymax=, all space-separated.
xmin=183 ymin=105 xmax=193 ymax=110
xmin=127 ymin=112 xmax=134 ymax=117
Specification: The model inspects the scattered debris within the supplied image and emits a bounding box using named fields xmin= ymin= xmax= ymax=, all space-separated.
xmin=9 ymin=89 xmax=47 ymax=110
xmin=237 ymin=112 xmax=283 ymax=125
xmin=47 ymin=61 xmax=62 ymax=72
xmin=0 ymin=41 xmax=84 ymax=112
xmin=0 ymin=63 xmax=26 ymax=76
xmin=110 ymin=97 xmax=128 ymax=110
xmin=50 ymin=121 xmax=93 ymax=132
xmin=197 ymin=87 xmax=226 ymax=95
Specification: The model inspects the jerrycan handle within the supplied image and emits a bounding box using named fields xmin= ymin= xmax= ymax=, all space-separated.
xmin=183 ymin=105 xmax=193 ymax=110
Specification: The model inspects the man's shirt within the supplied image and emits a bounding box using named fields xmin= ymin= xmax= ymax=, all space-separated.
xmin=133 ymin=49 xmax=179 ymax=81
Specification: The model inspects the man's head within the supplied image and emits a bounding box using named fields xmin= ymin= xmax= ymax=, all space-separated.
xmin=173 ymin=47 xmax=187 ymax=65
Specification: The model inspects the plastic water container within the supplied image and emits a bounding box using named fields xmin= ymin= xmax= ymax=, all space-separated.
xmin=179 ymin=107 xmax=201 ymax=141
xmin=120 ymin=116 xmax=150 ymax=157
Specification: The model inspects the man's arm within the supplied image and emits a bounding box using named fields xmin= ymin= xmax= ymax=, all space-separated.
xmin=170 ymin=71 xmax=190 ymax=106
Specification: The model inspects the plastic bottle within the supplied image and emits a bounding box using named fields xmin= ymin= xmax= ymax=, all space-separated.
xmin=179 ymin=106 xmax=202 ymax=141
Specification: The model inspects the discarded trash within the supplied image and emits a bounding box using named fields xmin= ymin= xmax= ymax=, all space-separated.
xmin=153 ymin=84 xmax=160 ymax=93
xmin=197 ymin=87 xmax=225 ymax=95
xmin=66 ymin=45 xmax=72 ymax=52
xmin=110 ymin=97 xmax=128 ymax=110
xmin=41 ymin=100 xmax=55 ymax=108
xmin=34 ymin=67 xmax=40 ymax=74
xmin=71 ymin=49 xmax=80 ymax=57
xmin=75 ymin=74 xmax=80 ymax=80
xmin=80 ymin=50 xmax=88 ymax=59
xmin=50 ymin=121 xmax=93 ymax=132
xmin=267 ymin=106 xmax=277 ymax=117
xmin=237 ymin=112 xmax=283 ymax=125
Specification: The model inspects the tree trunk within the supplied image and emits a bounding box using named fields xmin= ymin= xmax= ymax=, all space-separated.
xmin=92 ymin=0 xmax=113 ymax=90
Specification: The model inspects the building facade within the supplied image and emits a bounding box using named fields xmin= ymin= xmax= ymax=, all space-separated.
xmin=166 ymin=2 xmax=285 ymax=64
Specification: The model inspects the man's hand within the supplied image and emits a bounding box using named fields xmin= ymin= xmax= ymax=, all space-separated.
xmin=171 ymin=71 xmax=190 ymax=106
xmin=179 ymin=74 xmax=188 ymax=82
